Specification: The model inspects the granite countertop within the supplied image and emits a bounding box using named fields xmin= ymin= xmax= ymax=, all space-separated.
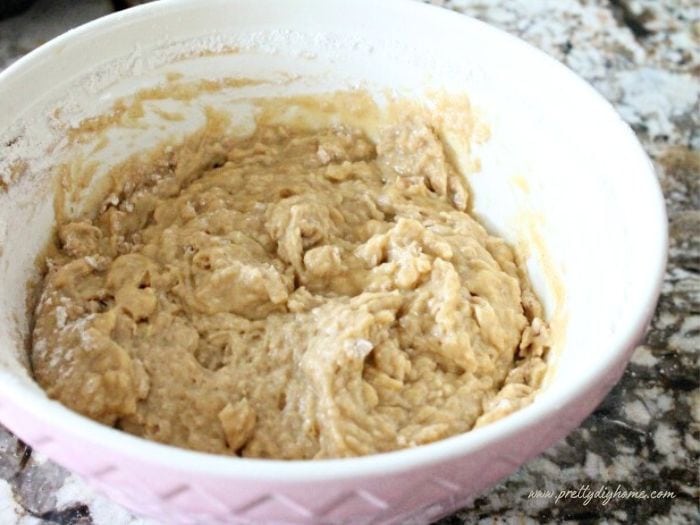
xmin=0 ymin=0 xmax=698 ymax=524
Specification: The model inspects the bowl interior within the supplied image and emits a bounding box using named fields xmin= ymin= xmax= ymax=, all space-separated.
xmin=0 ymin=0 xmax=665 ymax=475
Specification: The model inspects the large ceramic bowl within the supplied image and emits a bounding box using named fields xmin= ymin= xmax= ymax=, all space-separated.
xmin=0 ymin=0 xmax=666 ymax=524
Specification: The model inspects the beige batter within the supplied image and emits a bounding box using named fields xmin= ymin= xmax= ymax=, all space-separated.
xmin=32 ymin=94 xmax=549 ymax=459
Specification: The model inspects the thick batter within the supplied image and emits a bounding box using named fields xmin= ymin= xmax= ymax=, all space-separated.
xmin=32 ymin=98 xmax=548 ymax=459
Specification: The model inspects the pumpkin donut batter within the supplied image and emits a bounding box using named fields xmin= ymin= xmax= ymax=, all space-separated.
xmin=32 ymin=96 xmax=549 ymax=459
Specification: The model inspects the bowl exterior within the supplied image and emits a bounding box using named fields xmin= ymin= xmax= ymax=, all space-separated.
xmin=0 ymin=347 xmax=634 ymax=525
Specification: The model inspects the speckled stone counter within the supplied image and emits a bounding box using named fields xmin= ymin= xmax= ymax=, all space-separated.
xmin=0 ymin=1 xmax=698 ymax=524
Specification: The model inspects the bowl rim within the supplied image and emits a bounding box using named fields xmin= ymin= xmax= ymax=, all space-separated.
xmin=0 ymin=0 xmax=668 ymax=482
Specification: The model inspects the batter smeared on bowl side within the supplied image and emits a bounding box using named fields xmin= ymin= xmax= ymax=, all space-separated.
xmin=32 ymin=92 xmax=549 ymax=459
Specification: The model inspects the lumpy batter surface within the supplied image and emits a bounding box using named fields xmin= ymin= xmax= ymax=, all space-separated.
xmin=32 ymin=98 xmax=548 ymax=459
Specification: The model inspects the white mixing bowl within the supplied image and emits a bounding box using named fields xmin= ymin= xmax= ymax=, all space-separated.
xmin=0 ymin=1 xmax=666 ymax=524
